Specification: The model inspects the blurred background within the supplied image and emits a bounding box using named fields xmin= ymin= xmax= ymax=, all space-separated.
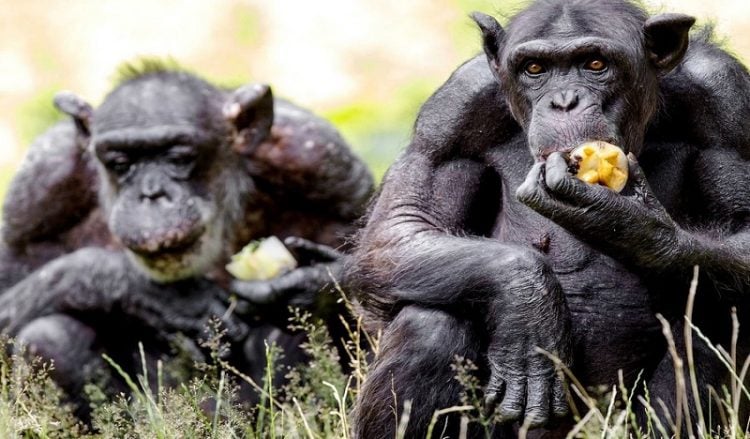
xmin=1 ymin=0 xmax=748 ymax=205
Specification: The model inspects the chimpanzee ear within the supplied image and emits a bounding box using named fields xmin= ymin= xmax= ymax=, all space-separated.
xmin=644 ymin=13 xmax=695 ymax=73
xmin=471 ymin=12 xmax=506 ymax=71
xmin=223 ymin=83 xmax=274 ymax=154
xmin=53 ymin=91 xmax=93 ymax=138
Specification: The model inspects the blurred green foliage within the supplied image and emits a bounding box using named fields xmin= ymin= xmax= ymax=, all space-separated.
xmin=324 ymin=80 xmax=437 ymax=181
xmin=0 ymin=1 xmax=512 ymax=207
xmin=16 ymin=86 xmax=64 ymax=147
xmin=0 ymin=169 xmax=11 ymax=209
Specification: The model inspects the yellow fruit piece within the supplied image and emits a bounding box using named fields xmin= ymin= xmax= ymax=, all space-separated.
xmin=226 ymin=236 xmax=298 ymax=281
xmin=570 ymin=141 xmax=629 ymax=192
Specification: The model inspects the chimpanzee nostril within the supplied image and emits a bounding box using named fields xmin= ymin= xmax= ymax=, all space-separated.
xmin=550 ymin=90 xmax=580 ymax=112
xmin=140 ymin=174 xmax=169 ymax=201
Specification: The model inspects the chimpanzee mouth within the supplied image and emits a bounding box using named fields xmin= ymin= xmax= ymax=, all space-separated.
xmin=125 ymin=225 xmax=206 ymax=256
xmin=538 ymin=137 xmax=620 ymax=161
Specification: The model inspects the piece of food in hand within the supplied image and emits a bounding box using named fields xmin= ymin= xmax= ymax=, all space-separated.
xmin=570 ymin=141 xmax=629 ymax=192
xmin=226 ymin=236 xmax=298 ymax=281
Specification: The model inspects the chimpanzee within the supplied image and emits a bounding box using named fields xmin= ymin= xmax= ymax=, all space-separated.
xmin=0 ymin=62 xmax=373 ymax=405
xmin=347 ymin=0 xmax=750 ymax=437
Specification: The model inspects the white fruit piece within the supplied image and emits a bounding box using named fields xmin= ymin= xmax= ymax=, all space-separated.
xmin=226 ymin=236 xmax=298 ymax=281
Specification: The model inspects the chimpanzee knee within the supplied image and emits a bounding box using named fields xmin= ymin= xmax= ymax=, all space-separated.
xmin=15 ymin=314 xmax=98 ymax=393
xmin=353 ymin=305 xmax=488 ymax=439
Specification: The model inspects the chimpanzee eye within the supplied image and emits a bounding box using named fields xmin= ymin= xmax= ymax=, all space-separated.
xmin=584 ymin=58 xmax=608 ymax=72
xmin=104 ymin=153 xmax=132 ymax=175
xmin=167 ymin=146 xmax=197 ymax=167
xmin=524 ymin=61 xmax=546 ymax=76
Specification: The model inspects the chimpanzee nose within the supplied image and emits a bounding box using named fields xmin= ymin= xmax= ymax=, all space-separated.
xmin=140 ymin=175 xmax=169 ymax=201
xmin=550 ymin=90 xmax=580 ymax=112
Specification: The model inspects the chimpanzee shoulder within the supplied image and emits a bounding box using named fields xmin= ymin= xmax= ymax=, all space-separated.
xmin=651 ymin=29 xmax=750 ymax=156
xmin=248 ymin=97 xmax=374 ymax=221
xmin=412 ymin=55 xmax=519 ymax=159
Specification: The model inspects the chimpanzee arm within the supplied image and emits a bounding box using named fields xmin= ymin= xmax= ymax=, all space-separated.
xmin=517 ymin=41 xmax=750 ymax=298
xmin=0 ymin=248 xmax=131 ymax=334
xmin=348 ymin=55 xmax=523 ymax=308
xmin=1 ymin=117 xmax=105 ymax=290
xmin=0 ymin=247 xmax=246 ymax=340
xmin=681 ymin=148 xmax=750 ymax=296
xmin=519 ymin=152 xmax=749 ymax=298
xmin=2 ymin=120 xmax=98 ymax=249
xmin=349 ymin=56 xmax=572 ymax=426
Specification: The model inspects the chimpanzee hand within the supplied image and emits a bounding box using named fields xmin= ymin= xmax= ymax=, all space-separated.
xmin=483 ymin=250 xmax=572 ymax=427
xmin=120 ymin=278 xmax=248 ymax=343
xmin=517 ymin=152 xmax=683 ymax=270
xmin=230 ymin=237 xmax=344 ymax=321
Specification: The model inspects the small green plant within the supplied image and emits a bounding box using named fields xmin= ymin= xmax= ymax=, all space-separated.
xmin=3 ymin=268 xmax=750 ymax=438
xmin=0 ymin=338 xmax=84 ymax=438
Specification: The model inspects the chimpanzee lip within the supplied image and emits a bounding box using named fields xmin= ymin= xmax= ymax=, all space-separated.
xmin=125 ymin=224 xmax=206 ymax=256
xmin=539 ymin=146 xmax=575 ymax=160
xmin=538 ymin=138 xmax=619 ymax=161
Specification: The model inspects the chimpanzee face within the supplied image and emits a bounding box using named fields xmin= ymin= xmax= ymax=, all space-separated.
xmin=473 ymin=0 xmax=694 ymax=160
xmin=90 ymin=73 xmax=246 ymax=282
xmin=503 ymin=36 xmax=646 ymax=160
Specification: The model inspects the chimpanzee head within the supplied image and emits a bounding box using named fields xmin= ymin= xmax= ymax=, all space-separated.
xmin=55 ymin=63 xmax=274 ymax=282
xmin=473 ymin=0 xmax=694 ymax=159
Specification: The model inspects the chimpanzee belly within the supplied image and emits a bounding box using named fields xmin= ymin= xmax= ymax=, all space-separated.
xmin=495 ymin=209 xmax=663 ymax=384
xmin=484 ymin=138 xmax=665 ymax=385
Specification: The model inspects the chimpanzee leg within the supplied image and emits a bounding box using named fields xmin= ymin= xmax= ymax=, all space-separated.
xmin=15 ymin=314 xmax=99 ymax=395
xmin=642 ymin=320 xmax=728 ymax=435
xmin=353 ymin=305 xmax=500 ymax=439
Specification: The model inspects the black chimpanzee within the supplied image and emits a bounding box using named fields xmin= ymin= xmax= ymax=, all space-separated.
xmin=348 ymin=0 xmax=750 ymax=437
xmin=0 ymin=62 xmax=373 ymax=406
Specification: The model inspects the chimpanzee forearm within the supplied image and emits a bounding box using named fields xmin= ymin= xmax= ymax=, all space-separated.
xmin=0 ymin=247 xmax=246 ymax=340
xmin=0 ymin=248 xmax=132 ymax=334
xmin=0 ymin=242 xmax=31 ymax=292
xmin=678 ymin=230 xmax=750 ymax=296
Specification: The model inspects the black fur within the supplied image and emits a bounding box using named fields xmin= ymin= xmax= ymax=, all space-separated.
xmin=0 ymin=64 xmax=374 ymax=415
xmin=348 ymin=0 xmax=750 ymax=437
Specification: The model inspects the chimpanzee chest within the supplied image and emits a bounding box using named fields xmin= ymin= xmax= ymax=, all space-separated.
xmin=487 ymin=149 xmax=664 ymax=384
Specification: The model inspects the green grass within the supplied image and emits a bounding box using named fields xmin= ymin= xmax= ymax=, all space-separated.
xmin=1 ymin=270 xmax=749 ymax=438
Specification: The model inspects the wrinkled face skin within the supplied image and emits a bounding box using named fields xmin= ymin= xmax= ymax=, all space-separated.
xmin=494 ymin=1 xmax=660 ymax=161
xmin=91 ymin=74 xmax=249 ymax=282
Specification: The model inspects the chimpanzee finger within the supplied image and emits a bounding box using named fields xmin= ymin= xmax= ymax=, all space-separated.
xmin=525 ymin=376 xmax=551 ymax=428
xmin=545 ymin=152 xmax=610 ymax=205
xmin=483 ymin=379 xmax=506 ymax=417
xmin=283 ymin=236 xmax=343 ymax=264
xmin=497 ymin=376 xmax=526 ymax=423
xmin=517 ymin=160 xmax=578 ymax=218
xmin=626 ymin=153 xmax=659 ymax=206
xmin=231 ymin=279 xmax=276 ymax=304
xmin=232 ymin=267 xmax=325 ymax=305
xmin=551 ymin=373 xmax=570 ymax=418
xmin=516 ymin=162 xmax=547 ymax=206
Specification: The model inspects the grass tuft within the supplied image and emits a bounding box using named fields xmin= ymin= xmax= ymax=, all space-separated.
xmin=2 ymin=269 xmax=750 ymax=437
